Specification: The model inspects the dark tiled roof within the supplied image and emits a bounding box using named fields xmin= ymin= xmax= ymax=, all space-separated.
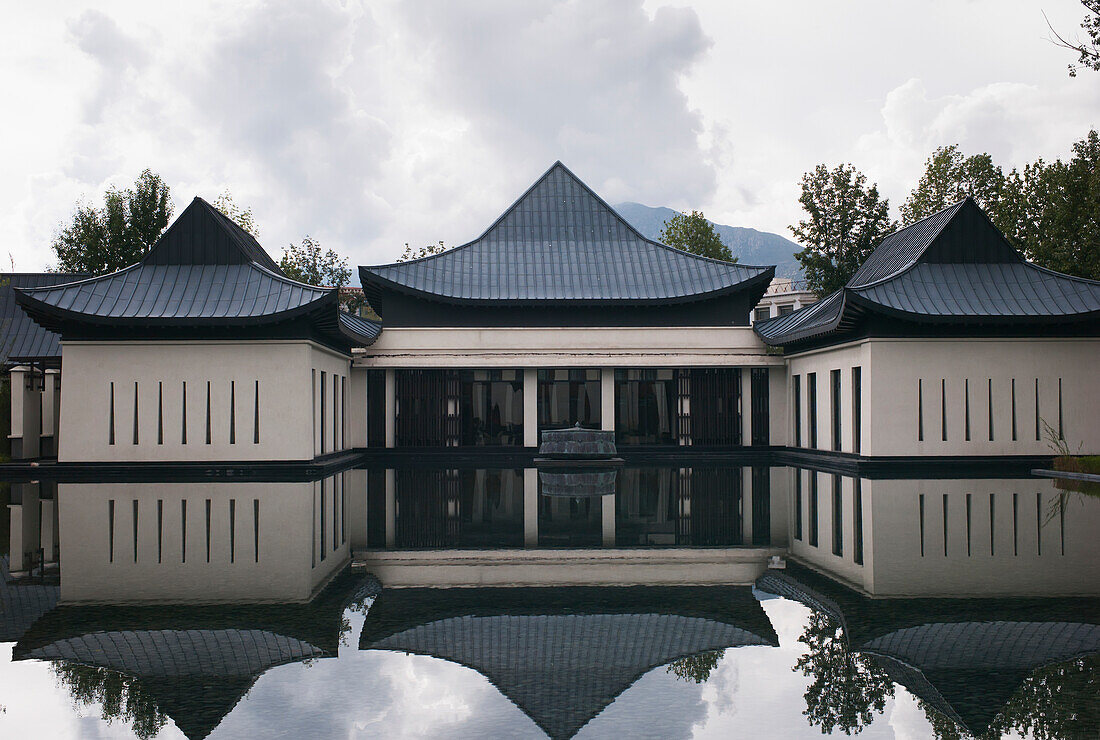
xmin=360 ymin=585 xmax=776 ymax=740
xmin=755 ymin=198 xmax=1100 ymax=348
xmin=361 ymin=161 xmax=773 ymax=305
xmin=0 ymin=273 xmax=88 ymax=365
xmin=15 ymin=198 xmax=381 ymax=349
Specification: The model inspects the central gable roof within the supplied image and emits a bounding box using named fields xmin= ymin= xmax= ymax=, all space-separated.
xmin=361 ymin=161 xmax=773 ymax=306
xmin=15 ymin=197 xmax=380 ymax=349
xmin=756 ymin=197 xmax=1100 ymax=349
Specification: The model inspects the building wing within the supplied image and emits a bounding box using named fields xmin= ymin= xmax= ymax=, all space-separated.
xmin=755 ymin=198 xmax=1100 ymax=349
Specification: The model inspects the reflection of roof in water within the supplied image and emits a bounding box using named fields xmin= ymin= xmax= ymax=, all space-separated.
xmin=360 ymin=585 xmax=777 ymax=740
xmin=756 ymin=565 xmax=1100 ymax=735
xmin=0 ymin=556 xmax=59 ymax=642
xmin=14 ymin=568 xmax=378 ymax=740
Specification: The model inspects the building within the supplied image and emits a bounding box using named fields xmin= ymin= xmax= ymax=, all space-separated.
xmin=751 ymin=276 xmax=817 ymax=324
xmin=14 ymin=196 xmax=380 ymax=464
xmin=359 ymin=161 xmax=782 ymax=450
xmin=756 ymin=197 xmax=1100 ymax=459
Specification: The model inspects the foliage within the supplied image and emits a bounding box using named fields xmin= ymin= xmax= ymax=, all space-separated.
xmin=52 ymin=663 xmax=167 ymax=740
xmin=666 ymin=649 xmax=724 ymax=684
xmin=794 ymin=611 xmax=895 ymax=734
xmin=1047 ymin=2 xmax=1100 ymax=76
xmin=659 ymin=211 xmax=736 ymax=262
xmin=51 ymin=170 xmax=173 ymax=275
xmin=920 ymin=655 xmax=1100 ymax=740
xmin=790 ymin=164 xmax=895 ymax=297
xmin=900 ymin=145 xmax=1005 ymax=224
xmin=997 ymin=130 xmax=1100 ymax=280
xmin=280 ymin=237 xmax=351 ymax=288
xmin=212 ymin=190 xmax=258 ymax=237
xmin=397 ymin=241 xmax=447 ymax=262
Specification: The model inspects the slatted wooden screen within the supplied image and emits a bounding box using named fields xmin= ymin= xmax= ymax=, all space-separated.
xmin=751 ymin=368 xmax=770 ymax=446
xmin=688 ymin=368 xmax=742 ymax=445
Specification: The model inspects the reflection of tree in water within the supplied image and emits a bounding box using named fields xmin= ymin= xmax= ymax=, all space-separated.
xmin=666 ymin=649 xmax=724 ymax=684
xmin=920 ymin=654 xmax=1100 ymax=740
xmin=794 ymin=611 xmax=894 ymax=734
xmin=52 ymin=663 xmax=167 ymax=740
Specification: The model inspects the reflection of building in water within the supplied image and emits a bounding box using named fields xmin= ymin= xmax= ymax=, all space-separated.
xmin=757 ymin=563 xmax=1100 ymax=737
xmin=360 ymin=466 xmax=787 ymax=552
xmin=787 ymin=471 xmax=1100 ymax=596
xmin=13 ymin=568 xmax=375 ymax=740
xmin=359 ymin=585 xmax=778 ymax=740
xmin=56 ymin=474 xmax=353 ymax=603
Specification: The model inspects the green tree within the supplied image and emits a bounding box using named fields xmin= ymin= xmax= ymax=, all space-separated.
xmin=666 ymin=649 xmax=724 ymax=684
xmin=998 ymin=130 xmax=1100 ymax=280
xmin=920 ymin=654 xmax=1100 ymax=740
xmin=52 ymin=663 xmax=167 ymax=740
xmin=51 ymin=170 xmax=173 ymax=275
xmin=794 ymin=611 xmax=895 ymax=735
xmin=1046 ymin=2 xmax=1100 ymax=76
xmin=279 ymin=236 xmax=351 ymax=288
xmin=659 ymin=211 xmax=736 ymax=262
xmin=901 ymin=145 xmax=1005 ymax=224
xmin=212 ymin=190 xmax=258 ymax=237
xmin=397 ymin=241 xmax=447 ymax=262
xmin=790 ymin=164 xmax=895 ymax=297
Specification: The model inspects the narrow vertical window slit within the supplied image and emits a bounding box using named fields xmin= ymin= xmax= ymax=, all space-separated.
xmin=1011 ymin=379 xmax=1017 ymax=441
xmin=133 ymin=381 xmax=139 ymax=445
xmin=229 ymin=381 xmax=236 ymax=444
xmin=965 ymin=493 xmax=972 ymax=557
xmin=987 ymin=379 xmax=994 ymax=441
xmin=181 ymin=382 xmax=188 ymax=444
xmin=109 ymin=383 xmax=116 ymax=445
xmin=1058 ymin=378 xmax=1064 ymax=440
xmin=964 ymin=379 xmax=971 ymax=441
xmin=181 ymin=500 xmax=187 ymax=563
xmin=132 ymin=499 xmax=139 ymax=563
xmin=205 ymin=499 xmax=212 ymax=562
xmin=157 ymin=382 xmax=164 ymax=445
xmin=157 ymin=499 xmax=163 ymax=563
xmin=918 ymin=379 xmax=924 ymax=442
xmin=253 ymin=499 xmax=260 ymax=563
xmin=229 ymin=499 xmax=236 ymax=563
xmin=108 ymin=499 xmax=115 ymax=562
xmin=254 ymin=380 xmax=260 ymax=444
xmin=942 ymin=493 xmax=949 ymax=557
xmin=205 ymin=381 xmax=212 ymax=445
xmin=989 ymin=494 xmax=995 ymax=556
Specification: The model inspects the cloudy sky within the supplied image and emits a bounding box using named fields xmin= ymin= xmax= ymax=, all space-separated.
xmin=1 ymin=0 xmax=1096 ymax=274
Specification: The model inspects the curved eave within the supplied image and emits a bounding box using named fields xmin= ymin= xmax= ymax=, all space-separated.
xmin=757 ymin=287 xmax=1100 ymax=351
xmin=336 ymin=311 xmax=383 ymax=346
xmin=844 ymin=289 xmax=1100 ymax=326
xmin=360 ymin=264 xmax=774 ymax=309
xmin=14 ymin=284 xmax=339 ymax=333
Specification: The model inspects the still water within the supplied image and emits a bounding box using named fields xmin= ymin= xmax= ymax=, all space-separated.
xmin=0 ymin=464 xmax=1096 ymax=739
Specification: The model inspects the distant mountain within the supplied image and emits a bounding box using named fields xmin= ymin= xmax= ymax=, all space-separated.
xmin=614 ymin=202 xmax=803 ymax=279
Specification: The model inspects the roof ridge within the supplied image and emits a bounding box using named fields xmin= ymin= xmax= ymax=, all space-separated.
xmin=846 ymin=198 xmax=970 ymax=289
xmin=362 ymin=161 xmax=769 ymax=271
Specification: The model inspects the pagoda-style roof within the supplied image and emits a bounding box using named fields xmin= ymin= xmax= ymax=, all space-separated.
xmin=757 ymin=565 xmax=1100 ymax=736
xmin=0 ymin=273 xmax=88 ymax=366
xmin=755 ymin=198 xmax=1100 ymax=350
xmin=360 ymin=585 xmax=777 ymax=739
xmin=15 ymin=197 xmax=380 ymax=351
xmin=14 ymin=568 xmax=378 ymax=740
xmin=361 ymin=162 xmax=774 ymax=327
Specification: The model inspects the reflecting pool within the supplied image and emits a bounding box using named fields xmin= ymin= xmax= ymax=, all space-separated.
xmin=0 ymin=464 xmax=1097 ymax=739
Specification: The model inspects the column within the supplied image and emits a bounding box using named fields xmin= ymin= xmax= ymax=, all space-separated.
xmin=600 ymin=368 xmax=615 ymax=432
xmin=741 ymin=467 xmax=753 ymax=544
xmin=347 ymin=367 xmax=368 ymax=449
xmin=8 ymin=367 xmax=26 ymax=459
xmin=523 ymin=369 xmax=538 ymax=447
xmin=384 ymin=369 xmax=396 ymax=448
xmin=740 ymin=368 xmax=752 ymax=446
xmin=602 ymin=493 xmax=616 ymax=546
xmin=41 ymin=369 xmax=60 ymax=457
xmin=523 ymin=468 xmax=538 ymax=547
xmin=384 ymin=469 xmax=396 ymax=548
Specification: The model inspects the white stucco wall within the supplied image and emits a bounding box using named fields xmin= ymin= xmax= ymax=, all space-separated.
xmin=357 ymin=326 xmax=783 ymax=368
xmin=787 ymin=338 xmax=1100 ymax=456
xmin=57 ymin=476 xmax=349 ymax=603
xmin=58 ymin=341 xmax=351 ymax=463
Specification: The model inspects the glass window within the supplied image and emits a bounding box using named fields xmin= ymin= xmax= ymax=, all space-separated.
xmin=615 ymin=369 xmax=676 ymax=445
xmin=754 ymin=307 xmax=772 ymax=322
xmin=777 ymin=304 xmax=795 ymax=315
xmin=538 ymin=369 xmax=601 ymax=430
xmin=459 ymin=369 xmax=523 ymax=446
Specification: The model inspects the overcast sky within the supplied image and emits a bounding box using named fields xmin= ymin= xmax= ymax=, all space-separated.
xmin=1 ymin=0 xmax=1096 ymax=274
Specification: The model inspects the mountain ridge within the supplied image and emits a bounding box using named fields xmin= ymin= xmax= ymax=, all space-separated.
xmin=614 ymin=202 xmax=803 ymax=279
